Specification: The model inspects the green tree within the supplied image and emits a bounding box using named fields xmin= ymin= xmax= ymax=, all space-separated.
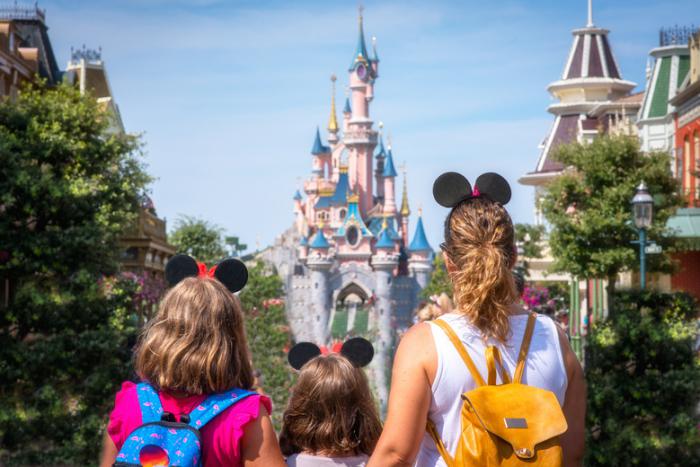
xmin=0 ymin=82 xmax=150 ymax=464
xmin=539 ymin=135 xmax=681 ymax=302
xmin=586 ymin=291 xmax=700 ymax=465
xmin=421 ymin=254 xmax=453 ymax=299
xmin=169 ymin=215 xmax=226 ymax=265
xmin=239 ymin=261 xmax=293 ymax=428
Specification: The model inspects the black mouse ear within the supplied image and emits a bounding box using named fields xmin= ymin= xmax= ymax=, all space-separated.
xmin=165 ymin=254 xmax=199 ymax=287
xmin=432 ymin=172 xmax=472 ymax=208
xmin=288 ymin=342 xmax=322 ymax=370
xmin=474 ymin=172 xmax=511 ymax=205
xmin=213 ymin=258 xmax=249 ymax=293
xmin=340 ymin=337 xmax=374 ymax=367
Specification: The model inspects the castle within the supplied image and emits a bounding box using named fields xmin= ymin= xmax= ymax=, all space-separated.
xmin=262 ymin=9 xmax=433 ymax=407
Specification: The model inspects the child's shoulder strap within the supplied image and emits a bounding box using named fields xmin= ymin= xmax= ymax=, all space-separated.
xmin=136 ymin=382 xmax=164 ymax=423
xmin=187 ymin=388 xmax=257 ymax=430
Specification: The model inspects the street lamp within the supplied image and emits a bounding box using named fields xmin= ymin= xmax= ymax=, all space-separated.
xmin=631 ymin=182 xmax=653 ymax=289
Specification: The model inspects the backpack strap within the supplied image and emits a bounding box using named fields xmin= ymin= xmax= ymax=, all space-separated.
xmin=485 ymin=346 xmax=511 ymax=385
xmin=136 ymin=382 xmax=164 ymax=423
xmin=513 ymin=312 xmax=537 ymax=384
xmin=432 ymin=319 xmax=485 ymax=387
xmin=426 ymin=419 xmax=456 ymax=467
xmin=188 ymin=388 xmax=256 ymax=430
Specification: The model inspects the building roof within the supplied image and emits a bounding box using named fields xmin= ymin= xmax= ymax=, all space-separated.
xmin=293 ymin=190 xmax=303 ymax=201
xmin=409 ymin=215 xmax=432 ymax=252
xmin=374 ymin=135 xmax=386 ymax=158
xmin=314 ymin=170 xmax=350 ymax=209
xmin=375 ymin=226 xmax=394 ymax=249
xmin=668 ymin=208 xmax=700 ymax=239
xmin=639 ymin=34 xmax=691 ymax=121
xmin=562 ymin=27 xmax=621 ymax=80
xmin=336 ymin=195 xmax=372 ymax=238
xmin=311 ymin=127 xmax=330 ymax=155
xmin=400 ymin=176 xmax=411 ymax=217
xmin=383 ymin=147 xmax=398 ymax=177
xmin=349 ymin=12 xmax=370 ymax=70
xmin=309 ymin=229 xmax=330 ymax=249
xmin=344 ymin=97 xmax=352 ymax=114
xmin=299 ymin=236 xmax=309 ymax=247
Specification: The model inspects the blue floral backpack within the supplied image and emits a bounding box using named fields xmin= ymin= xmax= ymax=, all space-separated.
xmin=114 ymin=382 xmax=255 ymax=467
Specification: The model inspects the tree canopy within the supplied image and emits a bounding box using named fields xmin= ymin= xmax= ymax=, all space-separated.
xmin=0 ymin=82 xmax=150 ymax=463
xmin=539 ymin=134 xmax=681 ymax=282
xmin=169 ymin=215 xmax=227 ymax=265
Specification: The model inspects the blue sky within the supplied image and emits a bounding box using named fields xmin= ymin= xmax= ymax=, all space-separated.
xmin=40 ymin=0 xmax=696 ymax=252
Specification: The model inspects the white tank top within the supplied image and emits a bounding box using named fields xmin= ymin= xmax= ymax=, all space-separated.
xmin=415 ymin=312 xmax=568 ymax=467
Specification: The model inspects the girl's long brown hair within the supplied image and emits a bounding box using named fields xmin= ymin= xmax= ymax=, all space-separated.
xmin=442 ymin=197 xmax=518 ymax=342
xmin=279 ymin=354 xmax=382 ymax=457
xmin=134 ymin=277 xmax=254 ymax=394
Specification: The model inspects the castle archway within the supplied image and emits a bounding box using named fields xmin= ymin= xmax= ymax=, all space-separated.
xmin=331 ymin=282 xmax=371 ymax=339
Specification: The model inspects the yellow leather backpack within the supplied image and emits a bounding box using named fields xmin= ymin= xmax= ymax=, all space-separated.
xmin=427 ymin=313 xmax=568 ymax=466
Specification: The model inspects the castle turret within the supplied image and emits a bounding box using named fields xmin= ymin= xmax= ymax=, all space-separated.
xmin=382 ymin=143 xmax=398 ymax=217
xmin=408 ymin=211 xmax=433 ymax=289
xmin=311 ymin=127 xmax=331 ymax=178
xmin=345 ymin=8 xmax=378 ymax=217
xmin=307 ymin=227 xmax=333 ymax=343
xmin=374 ymin=126 xmax=386 ymax=203
xmin=371 ymin=221 xmax=399 ymax=413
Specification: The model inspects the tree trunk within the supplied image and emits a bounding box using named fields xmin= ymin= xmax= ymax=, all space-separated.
xmin=606 ymin=273 xmax=617 ymax=317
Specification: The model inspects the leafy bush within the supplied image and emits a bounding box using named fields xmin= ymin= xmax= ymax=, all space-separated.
xmin=586 ymin=291 xmax=700 ymax=466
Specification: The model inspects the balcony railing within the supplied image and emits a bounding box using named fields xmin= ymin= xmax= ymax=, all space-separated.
xmin=659 ymin=25 xmax=698 ymax=47
xmin=0 ymin=4 xmax=45 ymax=22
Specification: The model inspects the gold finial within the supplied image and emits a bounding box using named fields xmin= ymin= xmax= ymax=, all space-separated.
xmin=328 ymin=74 xmax=339 ymax=133
xmin=400 ymin=164 xmax=411 ymax=217
xmin=382 ymin=216 xmax=388 ymax=230
xmin=348 ymin=192 xmax=360 ymax=203
xmin=418 ymin=205 xmax=423 ymax=217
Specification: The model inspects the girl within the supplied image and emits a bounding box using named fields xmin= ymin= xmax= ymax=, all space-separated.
xmin=99 ymin=255 xmax=286 ymax=467
xmin=368 ymin=172 xmax=585 ymax=466
xmin=280 ymin=340 xmax=382 ymax=467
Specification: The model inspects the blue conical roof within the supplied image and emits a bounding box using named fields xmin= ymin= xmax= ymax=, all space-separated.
xmin=343 ymin=97 xmax=352 ymax=114
xmin=311 ymin=127 xmax=330 ymax=155
xmin=375 ymin=227 xmax=394 ymax=249
xmin=300 ymin=236 xmax=308 ymax=246
xmin=409 ymin=216 xmax=432 ymax=252
xmin=374 ymin=136 xmax=385 ymax=158
xmin=371 ymin=39 xmax=380 ymax=63
xmin=310 ymin=229 xmax=330 ymax=249
xmin=383 ymin=148 xmax=398 ymax=177
xmin=349 ymin=15 xmax=370 ymax=70
xmin=293 ymin=190 xmax=303 ymax=201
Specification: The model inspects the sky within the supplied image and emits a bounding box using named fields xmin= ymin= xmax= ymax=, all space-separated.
xmin=37 ymin=0 xmax=698 ymax=252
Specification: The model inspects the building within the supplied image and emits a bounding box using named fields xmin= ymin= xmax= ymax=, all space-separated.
xmin=0 ymin=4 xmax=60 ymax=97
xmin=262 ymin=9 xmax=433 ymax=409
xmin=0 ymin=3 xmax=174 ymax=282
xmin=668 ymin=29 xmax=700 ymax=300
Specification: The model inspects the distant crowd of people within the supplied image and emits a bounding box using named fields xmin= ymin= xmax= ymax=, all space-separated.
xmin=100 ymin=172 xmax=585 ymax=467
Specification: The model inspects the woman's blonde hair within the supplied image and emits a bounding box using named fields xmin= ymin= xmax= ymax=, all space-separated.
xmin=134 ymin=277 xmax=254 ymax=394
xmin=415 ymin=293 xmax=453 ymax=322
xmin=442 ymin=197 xmax=518 ymax=342
xmin=279 ymin=353 xmax=382 ymax=457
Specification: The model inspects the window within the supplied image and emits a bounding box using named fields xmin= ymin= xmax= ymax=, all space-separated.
xmin=346 ymin=225 xmax=360 ymax=247
xmin=339 ymin=209 xmax=347 ymax=220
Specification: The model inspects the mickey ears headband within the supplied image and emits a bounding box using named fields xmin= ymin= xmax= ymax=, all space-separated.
xmin=432 ymin=172 xmax=512 ymax=208
xmin=287 ymin=337 xmax=375 ymax=370
xmin=165 ymin=254 xmax=249 ymax=293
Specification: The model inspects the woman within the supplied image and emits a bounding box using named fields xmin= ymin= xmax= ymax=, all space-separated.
xmin=367 ymin=173 xmax=585 ymax=467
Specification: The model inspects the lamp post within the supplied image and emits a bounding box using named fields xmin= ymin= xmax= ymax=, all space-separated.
xmin=631 ymin=182 xmax=653 ymax=289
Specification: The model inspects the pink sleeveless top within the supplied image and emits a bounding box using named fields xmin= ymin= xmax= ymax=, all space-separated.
xmin=108 ymin=381 xmax=271 ymax=467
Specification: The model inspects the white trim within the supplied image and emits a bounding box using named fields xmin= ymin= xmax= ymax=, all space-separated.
xmin=562 ymin=35 xmax=580 ymax=79
xmin=642 ymin=57 xmax=662 ymax=120
xmin=582 ymin=34 xmax=591 ymax=78
xmin=536 ymin=115 xmax=561 ymax=172
xmin=596 ymin=34 xmax=609 ymax=78
xmin=668 ymin=54 xmax=679 ymax=115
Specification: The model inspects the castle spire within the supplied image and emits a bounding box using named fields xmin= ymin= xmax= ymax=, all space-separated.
xmin=371 ymin=35 xmax=380 ymax=62
xmin=400 ymin=167 xmax=410 ymax=217
xmin=349 ymin=5 xmax=370 ymax=70
xmin=328 ymin=74 xmax=339 ymax=134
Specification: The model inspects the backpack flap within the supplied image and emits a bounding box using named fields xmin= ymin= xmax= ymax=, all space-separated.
xmin=462 ymin=384 xmax=567 ymax=460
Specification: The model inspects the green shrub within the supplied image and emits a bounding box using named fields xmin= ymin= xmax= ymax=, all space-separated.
xmin=586 ymin=290 xmax=700 ymax=466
